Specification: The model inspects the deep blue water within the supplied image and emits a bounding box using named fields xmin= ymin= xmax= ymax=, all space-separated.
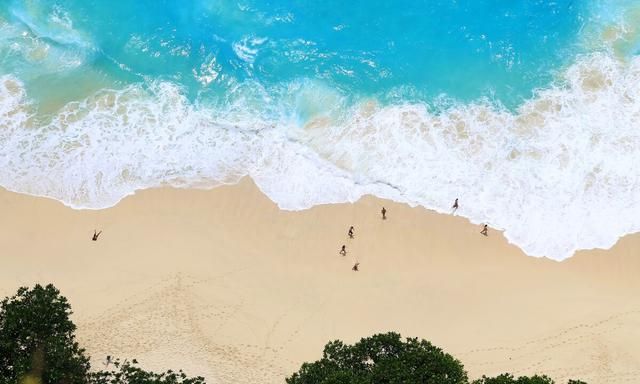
xmin=1 ymin=0 xmax=588 ymax=109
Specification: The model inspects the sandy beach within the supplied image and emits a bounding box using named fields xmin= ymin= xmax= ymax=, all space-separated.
xmin=1 ymin=178 xmax=639 ymax=383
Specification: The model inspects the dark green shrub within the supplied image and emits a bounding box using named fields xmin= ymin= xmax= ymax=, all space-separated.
xmin=0 ymin=284 xmax=90 ymax=384
xmin=286 ymin=332 xmax=468 ymax=384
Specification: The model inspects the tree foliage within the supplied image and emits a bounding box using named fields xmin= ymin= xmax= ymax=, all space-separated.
xmin=472 ymin=373 xmax=555 ymax=384
xmin=472 ymin=374 xmax=589 ymax=384
xmin=286 ymin=332 xmax=468 ymax=384
xmin=288 ymin=334 xmax=589 ymax=384
xmin=89 ymin=358 xmax=205 ymax=384
xmin=0 ymin=284 xmax=90 ymax=384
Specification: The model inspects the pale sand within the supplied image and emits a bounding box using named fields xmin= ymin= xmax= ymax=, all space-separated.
xmin=1 ymin=178 xmax=639 ymax=383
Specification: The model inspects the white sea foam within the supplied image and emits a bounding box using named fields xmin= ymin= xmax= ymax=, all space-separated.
xmin=1 ymin=51 xmax=639 ymax=260
xmin=232 ymin=35 xmax=267 ymax=65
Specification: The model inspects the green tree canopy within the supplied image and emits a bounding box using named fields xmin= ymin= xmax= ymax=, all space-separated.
xmin=286 ymin=332 xmax=468 ymax=384
xmin=472 ymin=373 xmax=555 ymax=384
xmin=472 ymin=374 xmax=588 ymax=384
xmin=0 ymin=284 xmax=90 ymax=384
xmin=288 ymin=334 xmax=588 ymax=384
xmin=89 ymin=358 xmax=205 ymax=384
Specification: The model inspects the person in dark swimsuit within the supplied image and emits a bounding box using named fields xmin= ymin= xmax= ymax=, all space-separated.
xmin=340 ymin=245 xmax=347 ymax=255
xmin=452 ymin=198 xmax=459 ymax=212
xmin=381 ymin=207 xmax=387 ymax=220
xmin=92 ymin=230 xmax=102 ymax=241
xmin=348 ymin=226 xmax=354 ymax=239
xmin=480 ymin=224 xmax=488 ymax=236
xmin=352 ymin=262 xmax=360 ymax=271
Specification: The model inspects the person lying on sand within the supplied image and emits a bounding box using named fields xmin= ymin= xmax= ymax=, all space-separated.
xmin=348 ymin=226 xmax=354 ymax=239
xmin=352 ymin=262 xmax=360 ymax=271
xmin=340 ymin=245 xmax=347 ymax=256
xmin=480 ymin=224 xmax=488 ymax=236
xmin=381 ymin=207 xmax=387 ymax=220
xmin=92 ymin=230 xmax=102 ymax=241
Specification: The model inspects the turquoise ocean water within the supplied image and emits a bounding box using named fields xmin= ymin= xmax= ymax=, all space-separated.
xmin=1 ymin=0 xmax=639 ymax=259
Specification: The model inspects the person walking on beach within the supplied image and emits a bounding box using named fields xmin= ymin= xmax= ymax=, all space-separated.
xmin=348 ymin=226 xmax=354 ymax=239
xmin=352 ymin=262 xmax=360 ymax=271
xmin=92 ymin=230 xmax=102 ymax=241
xmin=452 ymin=198 xmax=459 ymax=212
xmin=480 ymin=224 xmax=488 ymax=236
xmin=340 ymin=245 xmax=347 ymax=256
xmin=381 ymin=207 xmax=387 ymax=220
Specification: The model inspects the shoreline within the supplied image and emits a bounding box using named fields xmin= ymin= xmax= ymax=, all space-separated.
xmin=2 ymin=51 xmax=639 ymax=262
xmin=1 ymin=177 xmax=639 ymax=383
xmin=1 ymin=178 xmax=634 ymax=263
